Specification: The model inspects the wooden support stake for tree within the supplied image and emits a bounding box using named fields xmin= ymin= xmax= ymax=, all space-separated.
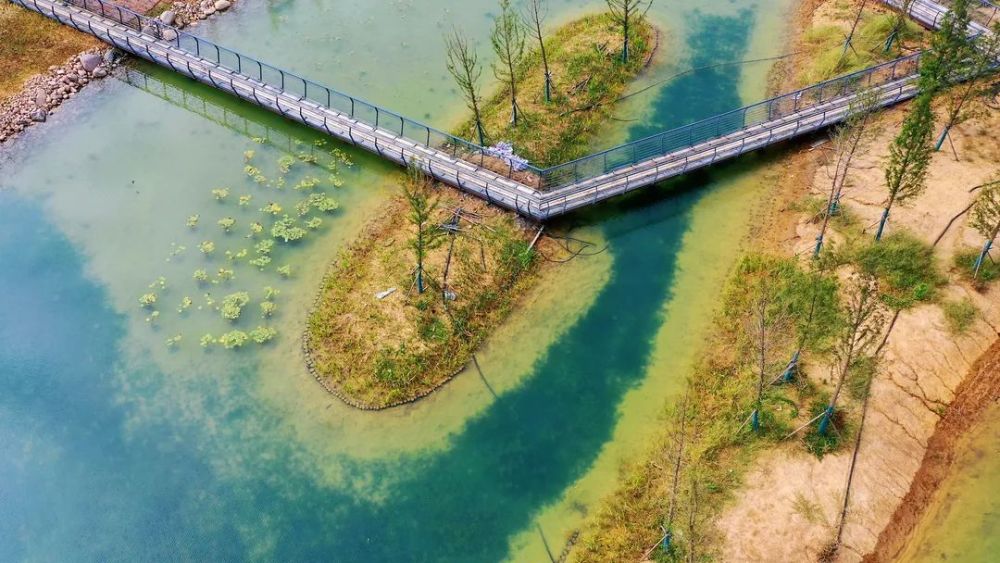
xmin=529 ymin=225 xmax=546 ymax=250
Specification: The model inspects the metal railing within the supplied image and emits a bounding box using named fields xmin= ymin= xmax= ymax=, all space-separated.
xmin=537 ymin=53 xmax=922 ymax=188
xmin=10 ymin=0 xmax=949 ymax=196
xmin=16 ymin=0 xmax=548 ymax=181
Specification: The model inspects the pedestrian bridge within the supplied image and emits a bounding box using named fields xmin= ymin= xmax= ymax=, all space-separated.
xmin=8 ymin=0 xmax=970 ymax=220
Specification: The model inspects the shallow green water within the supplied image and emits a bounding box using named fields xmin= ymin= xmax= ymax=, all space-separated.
xmin=1 ymin=0 xmax=789 ymax=560
xmin=897 ymin=405 xmax=1000 ymax=563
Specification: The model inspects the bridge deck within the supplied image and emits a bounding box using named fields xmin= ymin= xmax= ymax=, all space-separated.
xmin=8 ymin=0 xmax=968 ymax=220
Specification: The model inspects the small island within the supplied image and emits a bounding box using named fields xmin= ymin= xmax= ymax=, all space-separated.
xmin=304 ymin=8 xmax=657 ymax=409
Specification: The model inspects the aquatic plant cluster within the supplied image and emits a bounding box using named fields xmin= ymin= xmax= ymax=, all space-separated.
xmin=136 ymin=137 xmax=353 ymax=350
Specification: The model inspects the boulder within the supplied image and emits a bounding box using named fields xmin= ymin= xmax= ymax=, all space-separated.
xmin=159 ymin=10 xmax=176 ymax=25
xmin=93 ymin=67 xmax=108 ymax=78
xmin=30 ymin=110 xmax=47 ymax=123
xmin=162 ymin=28 xmax=178 ymax=41
xmin=214 ymin=0 xmax=231 ymax=10
xmin=34 ymin=90 xmax=48 ymax=108
xmin=80 ymin=53 xmax=102 ymax=73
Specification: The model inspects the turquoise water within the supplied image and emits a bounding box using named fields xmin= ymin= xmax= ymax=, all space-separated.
xmin=0 ymin=0 xmax=788 ymax=560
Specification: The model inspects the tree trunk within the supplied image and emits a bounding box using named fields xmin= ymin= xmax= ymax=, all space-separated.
xmin=821 ymin=332 xmax=857 ymax=435
xmin=622 ymin=12 xmax=630 ymax=63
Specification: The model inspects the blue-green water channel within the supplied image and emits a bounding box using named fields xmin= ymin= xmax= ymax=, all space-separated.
xmin=0 ymin=0 xmax=789 ymax=560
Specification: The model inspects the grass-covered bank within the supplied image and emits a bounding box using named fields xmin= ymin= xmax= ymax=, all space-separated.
xmin=0 ymin=3 xmax=98 ymax=101
xmin=457 ymin=13 xmax=656 ymax=167
xmin=795 ymin=0 xmax=927 ymax=85
xmin=304 ymin=13 xmax=658 ymax=409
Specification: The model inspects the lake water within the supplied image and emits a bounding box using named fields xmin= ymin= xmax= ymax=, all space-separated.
xmin=897 ymin=405 xmax=1000 ymax=563
xmin=0 ymin=0 xmax=791 ymax=560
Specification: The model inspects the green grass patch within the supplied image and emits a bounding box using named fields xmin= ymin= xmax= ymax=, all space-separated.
xmin=942 ymin=298 xmax=978 ymax=335
xmin=798 ymin=12 xmax=924 ymax=85
xmin=852 ymin=232 xmax=944 ymax=309
xmin=803 ymin=394 xmax=853 ymax=459
xmin=952 ymin=247 xmax=1000 ymax=287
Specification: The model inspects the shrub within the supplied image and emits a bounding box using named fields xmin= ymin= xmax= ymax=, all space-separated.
xmin=211 ymin=187 xmax=230 ymax=201
xmin=186 ymin=214 xmax=200 ymax=228
xmin=218 ymin=217 xmax=236 ymax=232
xmin=942 ymin=298 xmax=977 ymax=334
xmin=193 ymin=269 xmax=209 ymax=283
xmin=803 ymin=396 xmax=851 ymax=458
xmin=853 ymin=232 xmax=943 ymax=309
xmin=138 ymin=292 xmax=157 ymax=308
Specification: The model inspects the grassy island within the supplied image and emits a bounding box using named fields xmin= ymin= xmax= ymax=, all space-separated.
xmin=460 ymin=13 xmax=656 ymax=166
xmin=304 ymin=13 xmax=657 ymax=409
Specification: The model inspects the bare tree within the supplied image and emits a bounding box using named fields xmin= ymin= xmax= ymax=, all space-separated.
xmin=815 ymin=89 xmax=882 ymax=257
xmin=970 ymin=179 xmax=1000 ymax=278
xmin=819 ymin=274 xmax=886 ymax=435
xmin=492 ymin=0 xmax=527 ymax=126
xmin=445 ymin=29 xmax=488 ymax=145
xmin=744 ymin=277 xmax=792 ymax=432
xmin=523 ymin=0 xmax=553 ymax=103
xmin=605 ymin=0 xmax=653 ymax=63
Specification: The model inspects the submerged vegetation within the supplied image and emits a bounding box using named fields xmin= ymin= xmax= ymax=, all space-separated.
xmin=133 ymin=134 xmax=352 ymax=350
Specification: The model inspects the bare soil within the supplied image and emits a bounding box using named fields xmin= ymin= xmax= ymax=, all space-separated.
xmin=864 ymin=338 xmax=1000 ymax=562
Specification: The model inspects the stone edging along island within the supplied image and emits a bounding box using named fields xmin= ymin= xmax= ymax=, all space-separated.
xmin=0 ymin=0 xmax=239 ymax=145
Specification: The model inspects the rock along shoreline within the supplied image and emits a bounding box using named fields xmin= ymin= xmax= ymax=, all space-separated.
xmin=0 ymin=0 xmax=238 ymax=146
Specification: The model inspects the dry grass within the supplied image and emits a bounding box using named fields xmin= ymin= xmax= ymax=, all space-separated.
xmin=797 ymin=0 xmax=928 ymax=86
xmin=0 ymin=3 xmax=99 ymax=101
xmin=305 ymin=187 xmax=566 ymax=408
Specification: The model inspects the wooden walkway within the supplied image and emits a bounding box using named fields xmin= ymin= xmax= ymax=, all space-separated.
xmin=7 ymin=0 xmax=975 ymax=220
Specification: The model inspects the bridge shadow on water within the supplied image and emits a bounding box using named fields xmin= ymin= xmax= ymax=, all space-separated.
xmin=0 ymin=9 xmax=779 ymax=562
